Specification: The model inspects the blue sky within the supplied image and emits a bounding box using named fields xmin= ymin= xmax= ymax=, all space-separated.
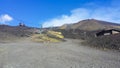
xmin=0 ymin=0 xmax=120 ymax=27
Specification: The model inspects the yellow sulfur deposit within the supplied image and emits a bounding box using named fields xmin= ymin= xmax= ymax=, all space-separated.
xmin=47 ymin=31 xmax=64 ymax=39
xmin=31 ymin=30 xmax=64 ymax=42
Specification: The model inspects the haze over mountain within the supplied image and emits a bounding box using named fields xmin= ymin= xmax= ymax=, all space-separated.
xmin=60 ymin=19 xmax=120 ymax=31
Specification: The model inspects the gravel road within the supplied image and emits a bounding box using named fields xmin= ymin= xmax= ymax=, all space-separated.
xmin=0 ymin=39 xmax=120 ymax=68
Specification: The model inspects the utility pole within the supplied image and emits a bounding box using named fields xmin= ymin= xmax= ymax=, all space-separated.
xmin=39 ymin=24 xmax=43 ymax=34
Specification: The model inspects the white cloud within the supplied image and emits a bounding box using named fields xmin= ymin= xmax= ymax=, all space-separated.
xmin=42 ymin=8 xmax=91 ymax=27
xmin=42 ymin=7 xmax=120 ymax=27
xmin=43 ymin=8 xmax=89 ymax=27
xmin=0 ymin=14 xmax=13 ymax=24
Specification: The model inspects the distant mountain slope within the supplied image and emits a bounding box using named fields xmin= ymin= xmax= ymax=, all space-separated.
xmin=0 ymin=25 xmax=37 ymax=42
xmin=60 ymin=19 xmax=120 ymax=31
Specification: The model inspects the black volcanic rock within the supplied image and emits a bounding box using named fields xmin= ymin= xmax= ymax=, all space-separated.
xmin=0 ymin=25 xmax=36 ymax=39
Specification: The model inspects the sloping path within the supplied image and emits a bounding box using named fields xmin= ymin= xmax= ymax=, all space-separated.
xmin=0 ymin=39 xmax=120 ymax=68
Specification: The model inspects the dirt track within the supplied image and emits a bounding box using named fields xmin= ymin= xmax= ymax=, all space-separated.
xmin=0 ymin=39 xmax=120 ymax=68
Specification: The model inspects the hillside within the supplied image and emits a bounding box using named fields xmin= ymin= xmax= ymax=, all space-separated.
xmin=60 ymin=19 xmax=120 ymax=31
xmin=0 ymin=25 xmax=37 ymax=42
xmin=0 ymin=25 xmax=65 ymax=43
